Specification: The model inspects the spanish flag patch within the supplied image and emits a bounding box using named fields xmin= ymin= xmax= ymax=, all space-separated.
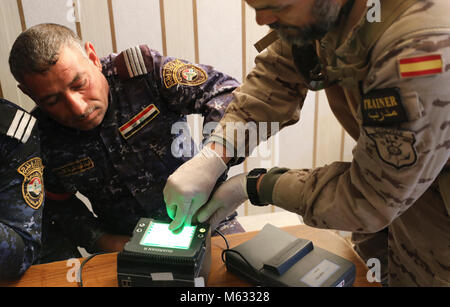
xmin=398 ymin=54 xmax=443 ymax=79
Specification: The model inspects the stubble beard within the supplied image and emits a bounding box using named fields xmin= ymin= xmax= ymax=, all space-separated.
xmin=270 ymin=0 xmax=342 ymax=47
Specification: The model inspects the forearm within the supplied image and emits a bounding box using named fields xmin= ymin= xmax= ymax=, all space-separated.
xmin=44 ymin=195 xmax=105 ymax=253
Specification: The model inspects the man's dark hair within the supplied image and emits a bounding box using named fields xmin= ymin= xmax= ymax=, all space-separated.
xmin=9 ymin=23 xmax=86 ymax=84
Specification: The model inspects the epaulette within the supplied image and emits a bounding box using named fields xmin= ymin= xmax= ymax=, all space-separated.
xmin=0 ymin=103 xmax=36 ymax=144
xmin=254 ymin=30 xmax=279 ymax=53
xmin=113 ymin=45 xmax=154 ymax=80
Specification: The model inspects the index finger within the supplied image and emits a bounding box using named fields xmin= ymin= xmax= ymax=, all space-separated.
xmin=168 ymin=201 xmax=190 ymax=232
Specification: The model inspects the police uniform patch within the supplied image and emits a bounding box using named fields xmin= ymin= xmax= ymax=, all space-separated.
xmin=52 ymin=157 xmax=95 ymax=177
xmin=163 ymin=60 xmax=208 ymax=88
xmin=362 ymin=88 xmax=408 ymax=126
xmin=17 ymin=157 xmax=44 ymax=209
xmin=119 ymin=104 xmax=160 ymax=139
xmin=365 ymin=127 xmax=417 ymax=169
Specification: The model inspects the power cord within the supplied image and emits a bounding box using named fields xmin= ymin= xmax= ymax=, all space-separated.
xmin=214 ymin=229 xmax=263 ymax=286
xmin=77 ymin=252 xmax=107 ymax=287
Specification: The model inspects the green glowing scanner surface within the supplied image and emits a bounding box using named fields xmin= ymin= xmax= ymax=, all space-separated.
xmin=140 ymin=221 xmax=196 ymax=250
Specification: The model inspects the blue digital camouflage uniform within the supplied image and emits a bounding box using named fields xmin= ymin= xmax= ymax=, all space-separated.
xmin=0 ymin=98 xmax=43 ymax=279
xmin=34 ymin=45 xmax=242 ymax=260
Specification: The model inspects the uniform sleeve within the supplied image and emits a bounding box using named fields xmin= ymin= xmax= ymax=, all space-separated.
xmin=147 ymin=47 xmax=240 ymax=125
xmin=259 ymin=33 xmax=450 ymax=233
xmin=0 ymin=131 xmax=43 ymax=279
xmin=207 ymin=39 xmax=308 ymax=157
xmin=42 ymin=195 xmax=106 ymax=254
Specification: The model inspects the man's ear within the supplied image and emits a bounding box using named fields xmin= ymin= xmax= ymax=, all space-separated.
xmin=18 ymin=83 xmax=32 ymax=99
xmin=18 ymin=83 xmax=40 ymax=105
xmin=84 ymin=42 xmax=102 ymax=70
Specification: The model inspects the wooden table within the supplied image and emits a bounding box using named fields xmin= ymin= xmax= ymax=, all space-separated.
xmin=0 ymin=225 xmax=380 ymax=287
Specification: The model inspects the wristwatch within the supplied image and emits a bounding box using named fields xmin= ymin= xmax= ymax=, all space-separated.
xmin=246 ymin=168 xmax=268 ymax=206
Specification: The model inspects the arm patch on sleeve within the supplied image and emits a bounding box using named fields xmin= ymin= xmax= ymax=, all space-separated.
xmin=162 ymin=60 xmax=208 ymax=88
xmin=17 ymin=157 xmax=44 ymax=210
xmin=364 ymin=127 xmax=417 ymax=169
xmin=362 ymin=88 xmax=408 ymax=126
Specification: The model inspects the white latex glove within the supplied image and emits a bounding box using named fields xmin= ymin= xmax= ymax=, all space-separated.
xmin=197 ymin=173 xmax=248 ymax=231
xmin=164 ymin=146 xmax=227 ymax=231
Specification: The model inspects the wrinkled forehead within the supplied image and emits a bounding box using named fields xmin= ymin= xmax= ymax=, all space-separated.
xmin=22 ymin=46 xmax=88 ymax=95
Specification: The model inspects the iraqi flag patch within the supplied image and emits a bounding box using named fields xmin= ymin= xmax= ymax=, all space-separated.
xmin=398 ymin=54 xmax=443 ymax=79
xmin=119 ymin=104 xmax=160 ymax=139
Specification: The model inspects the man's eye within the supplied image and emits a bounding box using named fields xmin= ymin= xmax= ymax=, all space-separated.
xmin=72 ymin=80 xmax=87 ymax=90
xmin=46 ymin=99 xmax=59 ymax=107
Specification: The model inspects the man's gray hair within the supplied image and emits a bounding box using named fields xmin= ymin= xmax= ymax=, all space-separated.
xmin=9 ymin=23 xmax=86 ymax=84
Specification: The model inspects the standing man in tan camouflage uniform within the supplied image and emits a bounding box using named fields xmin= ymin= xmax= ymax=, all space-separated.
xmin=163 ymin=0 xmax=450 ymax=286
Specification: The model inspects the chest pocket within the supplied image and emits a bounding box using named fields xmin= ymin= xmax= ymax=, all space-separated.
xmin=117 ymin=77 xmax=183 ymax=163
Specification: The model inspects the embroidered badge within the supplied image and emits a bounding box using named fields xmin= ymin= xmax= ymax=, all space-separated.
xmin=398 ymin=54 xmax=443 ymax=79
xmin=362 ymin=88 xmax=408 ymax=126
xmin=52 ymin=157 xmax=95 ymax=178
xmin=162 ymin=60 xmax=208 ymax=88
xmin=365 ymin=127 xmax=417 ymax=169
xmin=17 ymin=157 xmax=44 ymax=209
xmin=119 ymin=104 xmax=160 ymax=139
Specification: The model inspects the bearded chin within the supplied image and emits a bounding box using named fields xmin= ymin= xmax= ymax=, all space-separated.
xmin=272 ymin=0 xmax=341 ymax=47
xmin=274 ymin=23 xmax=331 ymax=47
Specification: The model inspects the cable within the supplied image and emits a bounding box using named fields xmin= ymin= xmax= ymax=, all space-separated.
xmin=213 ymin=229 xmax=229 ymax=249
xmin=214 ymin=229 xmax=263 ymax=286
xmin=78 ymin=252 xmax=107 ymax=287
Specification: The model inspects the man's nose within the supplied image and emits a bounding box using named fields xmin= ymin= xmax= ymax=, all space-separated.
xmin=65 ymin=91 xmax=88 ymax=117
xmin=255 ymin=10 xmax=278 ymax=25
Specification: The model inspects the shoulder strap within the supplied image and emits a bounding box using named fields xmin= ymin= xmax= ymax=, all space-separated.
xmin=0 ymin=103 xmax=36 ymax=143
xmin=357 ymin=0 xmax=420 ymax=59
xmin=326 ymin=0 xmax=421 ymax=87
xmin=113 ymin=45 xmax=154 ymax=80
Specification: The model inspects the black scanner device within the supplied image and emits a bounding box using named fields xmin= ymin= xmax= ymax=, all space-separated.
xmin=117 ymin=218 xmax=211 ymax=287
xmin=224 ymin=224 xmax=356 ymax=287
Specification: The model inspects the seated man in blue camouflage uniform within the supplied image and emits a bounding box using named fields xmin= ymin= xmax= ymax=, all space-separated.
xmin=8 ymin=23 xmax=242 ymax=261
xmin=0 ymin=98 xmax=43 ymax=278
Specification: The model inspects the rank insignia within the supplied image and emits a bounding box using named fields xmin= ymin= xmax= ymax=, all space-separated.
xmin=52 ymin=157 xmax=95 ymax=177
xmin=362 ymin=88 xmax=408 ymax=126
xmin=17 ymin=157 xmax=44 ymax=209
xmin=119 ymin=104 xmax=160 ymax=139
xmin=365 ymin=127 xmax=417 ymax=169
xmin=163 ymin=60 xmax=208 ymax=88
xmin=398 ymin=54 xmax=443 ymax=79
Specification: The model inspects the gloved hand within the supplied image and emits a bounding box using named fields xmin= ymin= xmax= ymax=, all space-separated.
xmin=197 ymin=173 xmax=248 ymax=231
xmin=164 ymin=146 xmax=227 ymax=231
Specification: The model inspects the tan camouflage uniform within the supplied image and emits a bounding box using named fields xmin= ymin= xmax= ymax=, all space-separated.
xmin=209 ymin=0 xmax=450 ymax=286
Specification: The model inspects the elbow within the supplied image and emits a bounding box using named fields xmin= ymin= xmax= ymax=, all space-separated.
xmin=0 ymin=250 xmax=28 ymax=281
xmin=0 ymin=228 xmax=37 ymax=281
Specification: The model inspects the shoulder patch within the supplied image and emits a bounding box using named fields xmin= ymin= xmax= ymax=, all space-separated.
xmin=365 ymin=127 xmax=417 ymax=169
xmin=162 ymin=59 xmax=208 ymax=88
xmin=362 ymin=88 xmax=408 ymax=126
xmin=398 ymin=53 xmax=443 ymax=79
xmin=17 ymin=157 xmax=44 ymax=210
